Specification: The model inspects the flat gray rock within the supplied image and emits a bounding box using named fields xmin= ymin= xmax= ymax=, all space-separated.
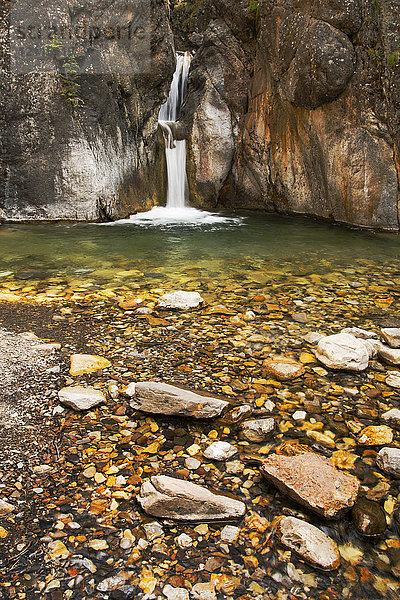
xmin=138 ymin=475 xmax=246 ymax=521
xmin=342 ymin=327 xmax=378 ymax=340
xmin=376 ymin=447 xmax=400 ymax=478
xmin=131 ymin=382 xmax=229 ymax=418
xmin=381 ymin=328 xmax=400 ymax=348
xmin=157 ymin=291 xmax=204 ymax=310
xmin=277 ymin=516 xmax=340 ymax=570
xmin=241 ymin=418 xmax=275 ymax=442
xmin=58 ymin=386 xmax=106 ymax=411
xmin=315 ymin=333 xmax=370 ymax=371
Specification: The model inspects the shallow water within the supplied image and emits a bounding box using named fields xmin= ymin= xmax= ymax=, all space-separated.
xmin=0 ymin=212 xmax=399 ymax=291
xmin=1 ymin=211 xmax=400 ymax=599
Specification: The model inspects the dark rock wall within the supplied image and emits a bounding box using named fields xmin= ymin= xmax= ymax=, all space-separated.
xmin=0 ymin=0 xmax=175 ymax=221
xmin=178 ymin=0 xmax=400 ymax=229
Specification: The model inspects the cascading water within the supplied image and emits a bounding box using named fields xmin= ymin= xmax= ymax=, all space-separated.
xmin=158 ymin=52 xmax=191 ymax=209
xmin=110 ymin=52 xmax=242 ymax=227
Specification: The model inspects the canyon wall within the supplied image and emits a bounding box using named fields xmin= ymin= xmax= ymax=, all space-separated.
xmin=178 ymin=0 xmax=400 ymax=229
xmin=0 ymin=0 xmax=175 ymax=221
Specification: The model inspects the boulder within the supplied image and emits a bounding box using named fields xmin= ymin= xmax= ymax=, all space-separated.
xmin=381 ymin=409 xmax=400 ymax=430
xmin=381 ymin=328 xmax=400 ymax=348
xmin=137 ymin=476 xmax=246 ymax=521
xmin=261 ymin=453 xmax=359 ymax=518
xmin=131 ymin=382 xmax=229 ymax=418
xmin=157 ymin=291 xmax=204 ymax=310
xmin=240 ymin=418 xmax=275 ymax=442
xmin=58 ymin=386 xmax=106 ymax=411
xmin=315 ymin=333 xmax=370 ymax=371
xmin=203 ymin=441 xmax=237 ymax=461
xmin=70 ymin=354 xmax=111 ymax=376
xmin=376 ymin=447 xmax=400 ymax=478
xmin=262 ymin=357 xmax=305 ymax=380
xmin=358 ymin=425 xmax=393 ymax=446
xmin=276 ymin=516 xmax=340 ymax=570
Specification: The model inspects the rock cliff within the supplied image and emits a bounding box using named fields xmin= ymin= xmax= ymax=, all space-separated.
xmin=177 ymin=0 xmax=400 ymax=229
xmin=0 ymin=0 xmax=175 ymax=221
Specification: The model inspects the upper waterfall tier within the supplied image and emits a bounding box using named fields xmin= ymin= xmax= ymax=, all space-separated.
xmin=159 ymin=52 xmax=192 ymax=124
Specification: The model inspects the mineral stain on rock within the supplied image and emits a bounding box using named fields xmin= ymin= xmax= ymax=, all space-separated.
xmin=261 ymin=452 xmax=360 ymax=518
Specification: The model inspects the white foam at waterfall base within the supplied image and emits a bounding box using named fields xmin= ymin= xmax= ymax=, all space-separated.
xmin=110 ymin=206 xmax=243 ymax=228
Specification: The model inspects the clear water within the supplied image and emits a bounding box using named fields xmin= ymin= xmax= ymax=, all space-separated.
xmin=0 ymin=212 xmax=399 ymax=291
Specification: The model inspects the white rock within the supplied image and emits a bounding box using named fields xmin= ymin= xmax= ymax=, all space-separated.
xmin=240 ymin=418 xmax=275 ymax=442
xmin=315 ymin=333 xmax=370 ymax=371
xmin=220 ymin=525 xmax=240 ymax=543
xmin=185 ymin=457 xmax=201 ymax=470
xmin=226 ymin=460 xmax=244 ymax=474
xmin=377 ymin=343 xmax=400 ymax=365
xmin=163 ymin=584 xmax=189 ymax=600
xmin=138 ymin=476 xmax=246 ymax=521
xmin=376 ymin=447 xmax=400 ymax=477
xmin=304 ymin=332 xmax=324 ymax=344
xmin=157 ymin=291 xmax=204 ymax=310
xmin=96 ymin=574 xmax=130 ymax=592
xmin=381 ymin=328 xmax=400 ymax=348
xmin=136 ymin=307 xmax=153 ymax=315
xmin=203 ymin=441 xmax=237 ymax=461
xmin=122 ymin=383 xmax=136 ymax=397
xmin=292 ymin=411 xmax=307 ymax=421
xmin=386 ymin=371 xmax=400 ymax=388
xmin=342 ymin=327 xmax=378 ymax=339
xmin=132 ymin=382 xmax=229 ymax=419
xmin=143 ymin=521 xmax=164 ymax=541
xmin=277 ymin=516 xmax=340 ymax=570
xmin=176 ymin=533 xmax=193 ymax=548
xmin=381 ymin=409 xmax=400 ymax=430
xmin=0 ymin=499 xmax=15 ymax=516
xmin=191 ymin=582 xmax=216 ymax=600
xmin=58 ymin=386 xmax=106 ymax=411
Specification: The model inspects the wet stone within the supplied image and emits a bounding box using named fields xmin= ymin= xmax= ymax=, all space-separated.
xmin=261 ymin=452 xmax=360 ymax=518
xmin=262 ymin=356 xmax=305 ymax=380
xmin=69 ymin=353 xmax=111 ymax=376
xmin=358 ymin=425 xmax=393 ymax=446
xmin=381 ymin=328 xmax=400 ymax=348
xmin=157 ymin=291 xmax=204 ymax=310
xmin=376 ymin=447 xmax=400 ymax=478
xmin=138 ymin=475 xmax=246 ymax=521
xmin=315 ymin=333 xmax=370 ymax=371
xmin=385 ymin=371 xmax=400 ymax=388
xmin=381 ymin=408 xmax=400 ymax=430
xmin=377 ymin=343 xmax=400 ymax=365
xmin=240 ymin=418 xmax=275 ymax=442
xmin=352 ymin=498 xmax=387 ymax=537
xmin=58 ymin=386 xmax=106 ymax=411
xmin=203 ymin=441 xmax=237 ymax=461
xmin=0 ymin=499 xmax=15 ymax=516
xmin=131 ymin=382 xmax=229 ymax=418
xmin=276 ymin=516 xmax=341 ymax=570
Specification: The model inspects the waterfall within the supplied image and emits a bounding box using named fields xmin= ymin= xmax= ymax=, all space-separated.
xmin=110 ymin=51 xmax=242 ymax=226
xmin=158 ymin=52 xmax=192 ymax=209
